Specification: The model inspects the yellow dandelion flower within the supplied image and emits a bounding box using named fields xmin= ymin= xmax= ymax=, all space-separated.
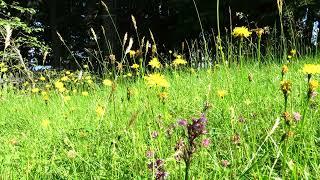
xmin=290 ymin=49 xmax=297 ymax=56
xmin=55 ymin=81 xmax=64 ymax=89
xmin=43 ymin=95 xmax=49 ymax=101
xmin=31 ymin=88 xmax=40 ymax=93
xmin=23 ymin=81 xmax=29 ymax=87
xmin=144 ymin=73 xmax=169 ymax=88
xmin=45 ymin=84 xmax=51 ymax=89
xmin=127 ymin=73 xmax=132 ymax=77
xmin=309 ymin=80 xmax=319 ymax=91
xmin=95 ymin=105 xmax=105 ymax=117
xmin=217 ymin=90 xmax=227 ymax=98
xmin=61 ymin=76 xmax=69 ymax=81
xmin=302 ymin=64 xmax=320 ymax=75
xmin=58 ymin=87 xmax=67 ymax=93
xmin=41 ymin=119 xmax=50 ymax=128
xmin=131 ymin=63 xmax=139 ymax=69
xmin=129 ymin=50 xmax=136 ymax=58
xmin=103 ymin=79 xmax=113 ymax=86
xmin=149 ymin=57 xmax=161 ymax=69
xmin=87 ymin=79 xmax=93 ymax=84
xmin=172 ymin=55 xmax=187 ymax=67
xmin=232 ymin=26 xmax=252 ymax=38
xmin=82 ymin=91 xmax=89 ymax=96
xmin=39 ymin=76 xmax=46 ymax=81
xmin=1 ymin=67 xmax=8 ymax=73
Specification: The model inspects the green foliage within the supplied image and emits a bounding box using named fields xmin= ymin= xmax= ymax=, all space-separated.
xmin=0 ymin=0 xmax=49 ymax=59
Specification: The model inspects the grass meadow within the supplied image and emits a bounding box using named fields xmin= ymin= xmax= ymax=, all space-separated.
xmin=0 ymin=55 xmax=320 ymax=179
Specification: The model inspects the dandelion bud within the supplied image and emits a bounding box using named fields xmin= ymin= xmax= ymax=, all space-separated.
xmin=281 ymin=65 xmax=288 ymax=76
xmin=280 ymin=80 xmax=292 ymax=96
xmin=282 ymin=112 xmax=292 ymax=125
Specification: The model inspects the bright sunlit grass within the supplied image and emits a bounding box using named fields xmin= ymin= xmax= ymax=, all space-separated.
xmin=0 ymin=56 xmax=319 ymax=179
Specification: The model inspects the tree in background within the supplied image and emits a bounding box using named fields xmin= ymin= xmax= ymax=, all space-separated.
xmin=0 ymin=0 xmax=48 ymax=70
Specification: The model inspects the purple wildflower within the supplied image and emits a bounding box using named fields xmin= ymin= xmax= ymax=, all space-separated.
xmin=148 ymin=159 xmax=168 ymax=180
xmin=311 ymin=91 xmax=318 ymax=99
xmin=152 ymin=131 xmax=158 ymax=138
xmin=293 ymin=112 xmax=301 ymax=122
xmin=178 ymin=119 xmax=188 ymax=126
xmin=221 ymin=160 xmax=230 ymax=167
xmin=202 ymin=138 xmax=211 ymax=148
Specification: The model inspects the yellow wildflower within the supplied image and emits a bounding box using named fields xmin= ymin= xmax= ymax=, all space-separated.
xmin=87 ymin=79 xmax=93 ymax=84
xmin=55 ymin=81 xmax=64 ymax=89
xmin=95 ymin=105 xmax=105 ymax=117
xmin=172 ymin=55 xmax=187 ymax=67
xmin=255 ymin=28 xmax=264 ymax=37
xmin=1 ymin=67 xmax=8 ymax=73
xmin=149 ymin=57 xmax=161 ymax=69
xmin=302 ymin=64 xmax=320 ymax=75
xmin=41 ymin=119 xmax=50 ymax=128
xmin=127 ymin=73 xmax=132 ymax=77
xmin=232 ymin=26 xmax=252 ymax=38
xmin=0 ymin=62 xmax=5 ymax=67
xmin=45 ymin=84 xmax=51 ymax=89
xmin=217 ymin=90 xmax=227 ymax=98
xmin=65 ymin=71 xmax=71 ymax=75
xmin=290 ymin=49 xmax=297 ymax=56
xmin=43 ymin=94 xmax=49 ymax=101
xmin=103 ymin=79 xmax=113 ymax=86
xmin=23 ymin=81 xmax=29 ymax=87
xmin=39 ymin=76 xmax=46 ymax=81
xmin=282 ymin=65 xmax=288 ymax=75
xmin=288 ymin=55 xmax=292 ymax=59
xmin=129 ymin=50 xmax=136 ymax=58
xmin=309 ymin=80 xmax=319 ymax=91
xmin=31 ymin=88 xmax=40 ymax=93
xmin=82 ymin=91 xmax=89 ymax=96
xmin=280 ymin=80 xmax=292 ymax=95
xmin=61 ymin=76 xmax=69 ymax=82
xmin=58 ymin=87 xmax=67 ymax=93
xmin=144 ymin=73 xmax=169 ymax=88
xmin=131 ymin=63 xmax=139 ymax=69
